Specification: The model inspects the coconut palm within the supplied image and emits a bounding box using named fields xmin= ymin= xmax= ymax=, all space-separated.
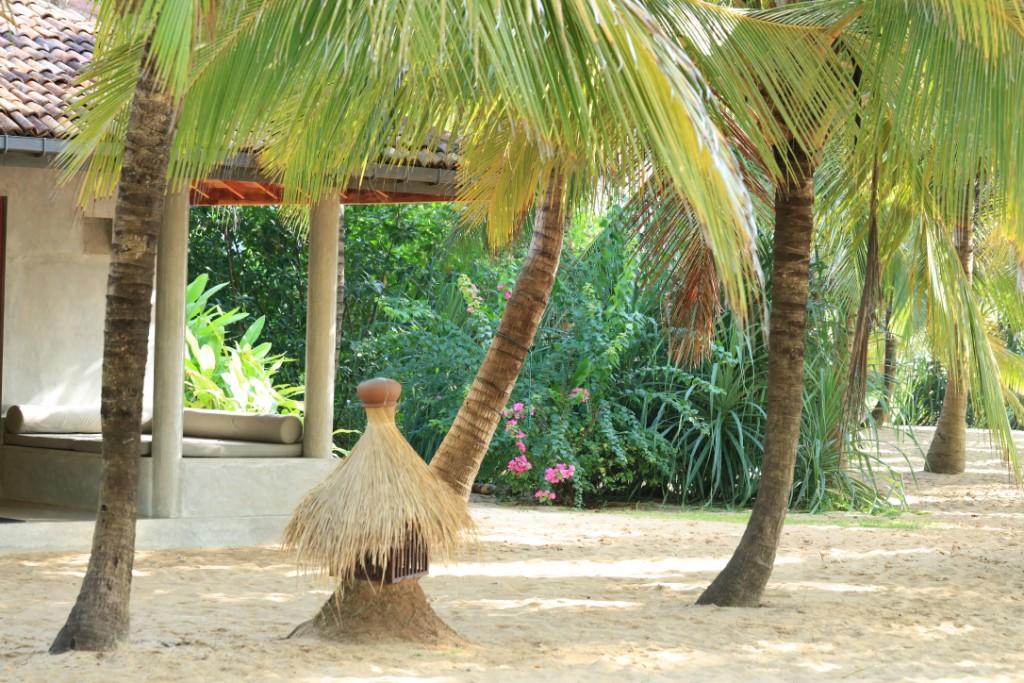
xmin=875 ymin=180 xmax=1024 ymax=454
xmin=57 ymin=0 xmax=777 ymax=649
xmin=634 ymin=0 xmax=1024 ymax=607
xmin=48 ymin=66 xmax=176 ymax=655
xmin=47 ymin=18 xmax=195 ymax=654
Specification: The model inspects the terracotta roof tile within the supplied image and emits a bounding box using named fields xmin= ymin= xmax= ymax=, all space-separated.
xmin=0 ymin=1 xmax=458 ymax=171
xmin=0 ymin=1 xmax=93 ymax=138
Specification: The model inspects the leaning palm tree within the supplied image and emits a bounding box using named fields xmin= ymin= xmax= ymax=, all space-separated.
xmin=56 ymin=0 xmax=767 ymax=650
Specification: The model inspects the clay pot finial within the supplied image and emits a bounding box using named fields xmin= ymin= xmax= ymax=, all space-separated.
xmin=357 ymin=377 xmax=402 ymax=408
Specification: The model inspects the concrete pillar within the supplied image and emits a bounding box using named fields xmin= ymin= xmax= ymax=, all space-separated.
xmin=151 ymin=189 xmax=189 ymax=517
xmin=303 ymin=197 xmax=341 ymax=457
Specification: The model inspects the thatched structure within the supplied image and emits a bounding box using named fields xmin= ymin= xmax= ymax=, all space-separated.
xmin=283 ymin=378 xmax=472 ymax=643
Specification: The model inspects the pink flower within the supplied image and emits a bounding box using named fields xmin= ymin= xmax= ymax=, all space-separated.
xmin=569 ymin=387 xmax=590 ymax=403
xmin=516 ymin=441 xmax=527 ymax=453
xmin=504 ymin=290 xmax=513 ymax=301
xmin=515 ymin=430 xmax=526 ymax=439
xmin=534 ymin=489 xmax=556 ymax=502
xmin=507 ymin=455 xmax=532 ymax=475
xmin=513 ymin=402 xmax=525 ymax=413
xmin=506 ymin=418 xmax=518 ymax=429
xmin=544 ymin=463 xmax=576 ymax=484
xmin=497 ymin=284 xmax=505 ymax=291
xmin=466 ymin=306 xmax=476 ymax=315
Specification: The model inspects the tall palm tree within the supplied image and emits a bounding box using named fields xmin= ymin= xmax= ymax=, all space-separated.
xmin=642 ymin=0 xmax=1024 ymax=607
xmin=926 ymin=190 xmax=977 ymax=473
xmin=60 ymin=0 xmax=767 ymax=648
xmin=49 ymin=54 xmax=178 ymax=656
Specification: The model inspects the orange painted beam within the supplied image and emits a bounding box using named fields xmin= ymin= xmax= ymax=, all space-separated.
xmin=189 ymin=180 xmax=454 ymax=206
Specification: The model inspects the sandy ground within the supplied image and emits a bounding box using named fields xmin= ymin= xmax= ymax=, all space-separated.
xmin=2 ymin=428 xmax=1023 ymax=682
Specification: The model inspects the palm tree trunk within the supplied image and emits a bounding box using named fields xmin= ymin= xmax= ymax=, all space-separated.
xmin=871 ymin=301 xmax=896 ymax=425
xmin=842 ymin=161 xmax=881 ymax=448
xmin=926 ymin=215 xmax=974 ymax=474
xmin=430 ymin=172 xmax=566 ymax=499
xmin=50 ymin=65 xmax=176 ymax=654
xmin=696 ymin=141 xmax=815 ymax=607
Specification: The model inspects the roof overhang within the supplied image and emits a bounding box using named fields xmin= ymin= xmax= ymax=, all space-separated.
xmin=0 ymin=134 xmax=457 ymax=205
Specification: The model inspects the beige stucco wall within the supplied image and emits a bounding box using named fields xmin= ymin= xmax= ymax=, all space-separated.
xmin=0 ymin=163 xmax=155 ymax=414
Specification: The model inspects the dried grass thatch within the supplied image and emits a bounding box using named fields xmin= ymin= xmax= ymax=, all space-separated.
xmin=283 ymin=380 xmax=473 ymax=581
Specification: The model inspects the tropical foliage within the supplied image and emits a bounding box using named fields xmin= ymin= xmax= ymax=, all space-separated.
xmin=183 ymin=274 xmax=302 ymax=415
xmin=191 ymin=205 xmax=897 ymax=512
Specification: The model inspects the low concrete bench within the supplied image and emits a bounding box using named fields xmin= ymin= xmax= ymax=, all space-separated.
xmin=0 ymin=406 xmax=334 ymax=517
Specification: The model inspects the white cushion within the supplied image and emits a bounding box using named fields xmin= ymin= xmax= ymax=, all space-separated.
xmin=181 ymin=436 xmax=302 ymax=457
xmin=4 ymin=405 xmax=153 ymax=434
xmin=182 ymin=409 xmax=302 ymax=444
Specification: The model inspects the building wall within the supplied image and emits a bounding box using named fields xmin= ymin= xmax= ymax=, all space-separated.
xmin=0 ymin=163 xmax=155 ymax=415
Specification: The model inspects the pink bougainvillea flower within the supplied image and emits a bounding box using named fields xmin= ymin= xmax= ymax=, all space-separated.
xmin=515 ymin=430 xmax=526 ymax=439
xmin=497 ymin=284 xmax=506 ymax=291
xmin=504 ymin=290 xmax=513 ymax=301
xmin=534 ymin=489 xmax=556 ymax=502
xmin=516 ymin=441 xmax=527 ymax=453
xmin=545 ymin=463 xmax=576 ymax=484
xmin=512 ymin=402 xmax=525 ymax=412
xmin=569 ymin=387 xmax=591 ymax=403
xmin=507 ymin=455 xmax=532 ymax=475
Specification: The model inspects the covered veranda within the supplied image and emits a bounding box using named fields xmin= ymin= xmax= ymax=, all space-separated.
xmin=0 ymin=143 xmax=456 ymax=548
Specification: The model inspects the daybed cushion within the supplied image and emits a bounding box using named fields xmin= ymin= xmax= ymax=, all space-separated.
xmin=5 ymin=405 xmax=153 ymax=434
xmin=181 ymin=436 xmax=302 ymax=458
xmin=182 ymin=408 xmax=302 ymax=444
xmin=4 ymin=432 xmax=153 ymax=455
xmin=6 ymin=405 xmax=101 ymax=434
xmin=4 ymin=432 xmax=299 ymax=457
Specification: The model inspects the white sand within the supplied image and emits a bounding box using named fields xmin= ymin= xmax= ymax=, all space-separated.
xmin=2 ymin=429 xmax=1023 ymax=682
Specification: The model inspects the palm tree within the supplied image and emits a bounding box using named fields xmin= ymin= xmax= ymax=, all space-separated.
xmin=926 ymin=190 xmax=976 ymax=474
xmin=60 ymin=0 xmax=765 ymax=647
xmin=643 ymin=0 xmax=1024 ymax=607
xmin=429 ymin=171 xmax=567 ymax=498
xmin=870 ymin=299 xmax=897 ymax=425
xmin=49 ymin=60 xmax=178 ymax=654
xmin=879 ymin=178 xmax=1024 ymax=467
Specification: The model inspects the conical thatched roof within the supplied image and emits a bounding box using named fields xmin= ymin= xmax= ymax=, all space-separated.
xmin=283 ymin=379 xmax=473 ymax=580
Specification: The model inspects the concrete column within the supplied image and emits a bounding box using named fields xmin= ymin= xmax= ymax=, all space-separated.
xmin=151 ymin=189 xmax=189 ymax=517
xmin=303 ymin=197 xmax=341 ymax=457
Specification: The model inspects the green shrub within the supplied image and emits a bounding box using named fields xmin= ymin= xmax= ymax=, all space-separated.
xmin=190 ymin=204 xmax=893 ymax=512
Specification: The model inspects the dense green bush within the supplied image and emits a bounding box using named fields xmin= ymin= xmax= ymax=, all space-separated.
xmin=338 ymin=210 xmax=881 ymax=511
xmin=189 ymin=204 xmax=888 ymax=512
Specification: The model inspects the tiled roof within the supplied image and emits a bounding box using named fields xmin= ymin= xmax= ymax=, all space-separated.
xmin=0 ymin=1 xmax=457 ymax=171
xmin=0 ymin=1 xmax=94 ymax=138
